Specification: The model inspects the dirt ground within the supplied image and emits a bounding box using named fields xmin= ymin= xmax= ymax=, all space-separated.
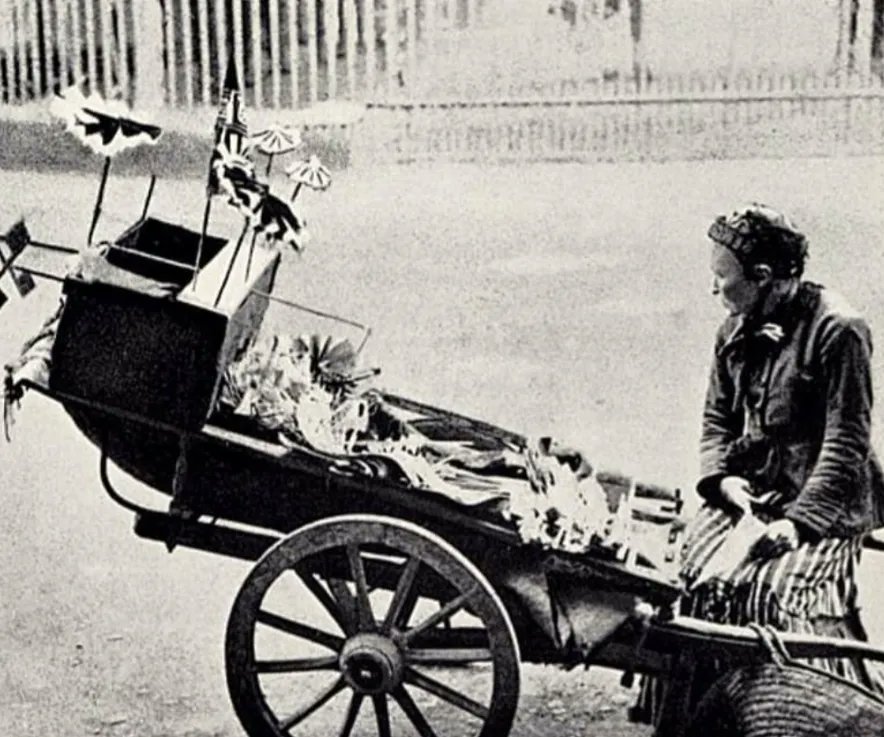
xmin=1 ymin=156 xmax=883 ymax=736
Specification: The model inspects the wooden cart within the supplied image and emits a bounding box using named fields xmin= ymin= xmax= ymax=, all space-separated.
xmin=12 ymin=216 xmax=884 ymax=737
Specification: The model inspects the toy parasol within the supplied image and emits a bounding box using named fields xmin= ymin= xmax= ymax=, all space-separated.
xmin=285 ymin=155 xmax=332 ymax=201
xmin=248 ymin=124 xmax=302 ymax=176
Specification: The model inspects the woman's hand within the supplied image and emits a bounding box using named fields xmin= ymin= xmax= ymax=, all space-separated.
xmin=719 ymin=475 xmax=753 ymax=515
xmin=751 ymin=519 xmax=800 ymax=559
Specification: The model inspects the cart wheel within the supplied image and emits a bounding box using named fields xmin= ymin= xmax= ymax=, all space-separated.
xmin=226 ymin=514 xmax=521 ymax=737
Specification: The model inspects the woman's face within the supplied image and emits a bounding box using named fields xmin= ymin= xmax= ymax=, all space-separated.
xmin=710 ymin=243 xmax=761 ymax=316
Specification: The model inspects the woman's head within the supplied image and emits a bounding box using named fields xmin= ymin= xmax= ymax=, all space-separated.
xmin=708 ymin=204 xmax=808 ymax=316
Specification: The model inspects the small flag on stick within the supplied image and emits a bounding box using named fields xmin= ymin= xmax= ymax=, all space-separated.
xmin=10 ymin=269 xmax=35 ymax=298
xmin=5 ymin=220 xmax=30 ymax=257
xmin=0 ymin=219 xmax=36 ymax=304
xmin=208 ymin=60 xmax=249 ymax=196
xmin=195 ymin=59 xmax=249 ymax=288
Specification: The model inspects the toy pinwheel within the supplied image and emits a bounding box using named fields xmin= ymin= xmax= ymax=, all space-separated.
xmin=285 ymin=155 xmax=332 ymax=201
xmin=50 ymin=86 xmax=162 ymax=156
xmin=295 ymin=334 xmax=376 ymax=399
xmin=212 ymin=150 xmax=307 ymax=304
xmin=252 ymin=192 xmax=308 ymax=253
xmin=248 ymin=124 xmax=302 ymax=176
xmin=241 ymin=187 xmax=308 ymax=284
xmin=50 ymin=86 xmax=162 ymax=244
xmin=212 ymin=144 xmax=268 ymax=220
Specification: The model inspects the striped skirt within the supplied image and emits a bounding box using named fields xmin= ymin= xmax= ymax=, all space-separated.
xmin=632 ymin=505 xmax=884 ymax=727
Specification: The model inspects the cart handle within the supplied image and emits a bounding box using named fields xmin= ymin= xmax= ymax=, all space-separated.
xmin=652 ymin=616 xmax=884 ymax=663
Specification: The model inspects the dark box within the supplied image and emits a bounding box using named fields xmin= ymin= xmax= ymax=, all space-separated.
xmin=50 ymin=218 xmax=279 ymax=429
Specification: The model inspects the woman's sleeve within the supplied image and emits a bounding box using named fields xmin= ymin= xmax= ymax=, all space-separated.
xmin=785 ymin=318 xmax=874 ymax=539
xmin=697 ymin=332 xmax=742 ymax=500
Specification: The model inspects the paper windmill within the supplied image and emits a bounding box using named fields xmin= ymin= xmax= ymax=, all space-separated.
xmin=295 ymin=335 xmax=377 ymax=398
xmin=286 ymin=155 xmax=332 ymax=201
xmin=50 ymin=86 xmax=162 ymax=158
xmin=212 ymin=144 xmax=269 ymax=219
xmin=252 ymin=192 xmax=309 ymax=253
xmin=50 ymin=85 xmax=162 ymax=243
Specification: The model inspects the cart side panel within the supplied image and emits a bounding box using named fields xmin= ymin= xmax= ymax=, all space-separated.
xmin=182 ymin=438 xmax=419 ymax=532
xmin=51 ymin=280 xmax=229 ymax=429
xmin=51 ymin=252 xmax=280 ymax=430
xmin=217 ymin=258 xmax=279 ymax=370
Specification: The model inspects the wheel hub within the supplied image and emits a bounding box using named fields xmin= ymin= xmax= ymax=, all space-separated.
xmin=339 ymin=634 xmax=404 ymax=695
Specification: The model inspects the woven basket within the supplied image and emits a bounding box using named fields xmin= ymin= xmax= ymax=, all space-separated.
xmin=686 ymin=626 xmax=884 ymax=737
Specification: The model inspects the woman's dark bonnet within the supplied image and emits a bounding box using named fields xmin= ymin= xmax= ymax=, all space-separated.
xmin=708 ymin=204 xmax=809 ymax=279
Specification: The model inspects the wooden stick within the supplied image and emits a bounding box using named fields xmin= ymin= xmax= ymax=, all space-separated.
xmin=654 ymin=616 xmax=884 ymax=663
xmin=11 ymin=266 xmax=64 ymax=284
xmin=355 ymin=327 xmax=372 ymax=354
xmin=0 ymin=234 xmax=196 ymax=273
xmin=245 ymin=228 xmax=260 ymax=280
xmin=265 ymin=153 xmax=274 ymax=177
xmin=0 ymin=240 xmax=60 ymax=285
xmin=214 ymin=221 xmax=250 ymax=307
xmin=192 ymin=194 xmax=213 ymax=290
xmin=87 ymin=156 xmax=112 ymax=245
xmin=141 ymin=174 xmax=157 ymax=221
xmin=251 ymin=289 xmax=369 ymax=331
xmin=106 ymin=244 xmax=195 ymax=271
xmin=0 ymin=236 xmax=77 ymax=256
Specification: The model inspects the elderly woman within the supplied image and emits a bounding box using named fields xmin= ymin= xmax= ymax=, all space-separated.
xmin=635 ymin=204 xmax=884 ymax=731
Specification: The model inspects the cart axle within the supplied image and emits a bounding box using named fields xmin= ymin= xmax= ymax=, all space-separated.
xmin=339 ymin=634 xmax=404 ymax=695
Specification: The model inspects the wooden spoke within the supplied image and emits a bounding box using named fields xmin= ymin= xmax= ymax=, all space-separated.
xmin=407 ymin=648 xmax=493 ymax=664
xmin=393 ymin=686 xmax=439 ymax=737
xmin=346 ymin=543 xmax=375 ymax=630
xmin=253 ymin=655 xmax=339 ymax=673
xmin=256 ymin=610 xmax=343 ymax=652
xmin=327 ymin=577 xmax=359 ymax=635
xmin=278 ymin=676 xmax=346 ymax=731
xmin=405 ymin=667 xmax=489 ymax=720
xmin=383 ymin=556 xmax=421 ymax=632
xmin=339 ymin=693 xmax=364 ymax=737
xmin=294 ymin=567 xmax=353 ymax=635
xmin=402 ymin=589 xmax=476 ymax=645
xmin=373 ymin=694 xmax=391 ymax=737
